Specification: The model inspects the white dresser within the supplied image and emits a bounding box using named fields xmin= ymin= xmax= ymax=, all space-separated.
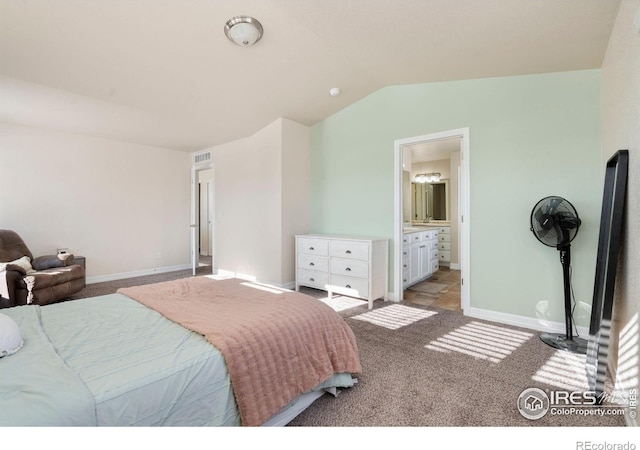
xmin=295 ymin=234 xmax=389 ymax=310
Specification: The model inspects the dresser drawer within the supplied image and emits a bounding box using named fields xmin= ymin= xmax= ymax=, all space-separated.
xmin=297 ymin=237 xmax=329 ymax=256
xmin=297 ymin=253 xmax=329 ymax=272
xmin=297 ymin=268 xmax=329 ymax=289
xmin=439 ymin=251 xmax=451 ymax=262
xmin=330 ymin=257 xmax=369 ymax=278
xmin=402 ymin=234 xmax=411 ymax=245
xmin=438 ymin=227 xmax=450 ymax=235
xmin=330 ymin=275 xmax=369 ymax=298
xmin=439 ymin=234 xmax=450 ymax=243
xmin=420 ymin=230 xmax=436 ymax=241
xmin=410 ymin=233 xmax=422 ymax=244
xmin=439 ymin=242 xmax=450 ymax=251
xmin=402 ymin=251 xmax=409 ymax=271
xmin=330 ymin=240 xmax=369 ymax=260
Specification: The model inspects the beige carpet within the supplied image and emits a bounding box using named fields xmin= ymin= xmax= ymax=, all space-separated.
xmin=289 ymin=297 xmax=625 ymax=427
xmin=408 ymin=280 xmax=447 ymax=294
xmin=70 ymin=273 xmax=625 ymax=427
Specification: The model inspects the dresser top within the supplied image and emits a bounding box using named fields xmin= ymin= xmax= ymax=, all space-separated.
xmin=296 ymin=233 xmax=389 ymax=242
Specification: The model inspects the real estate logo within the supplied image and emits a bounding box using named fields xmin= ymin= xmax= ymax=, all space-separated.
xmin=517 ymin=387 xmax=550 ymax=420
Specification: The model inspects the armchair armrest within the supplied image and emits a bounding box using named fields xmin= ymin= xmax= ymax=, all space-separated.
xmin=0 ymin=269 xmax=22 ymax=307
xmin=32 ymin=254 xmax=76 ymax=271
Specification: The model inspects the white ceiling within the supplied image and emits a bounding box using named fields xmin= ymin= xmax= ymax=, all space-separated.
xmin=0 ymin=0 xmax=621 ymax=152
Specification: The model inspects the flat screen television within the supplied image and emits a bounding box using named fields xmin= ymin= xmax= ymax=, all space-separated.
xmin=586 ymin=149 xmax=629 ymax=400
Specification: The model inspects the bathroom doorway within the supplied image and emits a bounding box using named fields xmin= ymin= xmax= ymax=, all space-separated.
xmin=393 ymin=128 xmax=470 ymax=313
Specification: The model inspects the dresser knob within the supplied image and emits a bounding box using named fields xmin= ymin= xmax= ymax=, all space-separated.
xmin=345 ymin=250 xmax=351 ymax=254
xmin=309 ymin=246 xmax=314 ymax=250
xmin=309 ymin=262 xmax=314 ymax=266
xmin=346 ymin=285 xmax=351 ymax=289
xmin=309 ymin=278 xmax=315 ymax=282
xmin=345 ymin=267 xmax=351 ymax=272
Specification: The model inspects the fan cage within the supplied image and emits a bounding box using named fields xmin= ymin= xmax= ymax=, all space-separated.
xmin=530 ymin=196 xmax=580 ymax=247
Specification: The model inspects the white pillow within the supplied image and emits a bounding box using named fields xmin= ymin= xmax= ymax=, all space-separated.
xmin=0 ymin=313 xmax=24 ymax=358
xmin=0 ymin=255 xmax=35 ymax=274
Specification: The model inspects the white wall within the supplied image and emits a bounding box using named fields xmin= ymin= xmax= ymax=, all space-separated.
xmin=601 ymin=0 xmax=640 ymax=417
xmin=209 ymin=119 xmax=282 ymax=284
xmin=280 ymin=119 xmax=311 ymax=284
xmin=0 ymin=123 xmax=191 ymax=280
xmin=206 ymin=118 xmax=310 ymax=287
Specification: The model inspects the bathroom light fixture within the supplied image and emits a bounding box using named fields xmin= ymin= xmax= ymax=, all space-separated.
xmin=415 ymin=172 xmax=441 ymax=183
xmin=224 ymin=16 xmax=263 ymax=46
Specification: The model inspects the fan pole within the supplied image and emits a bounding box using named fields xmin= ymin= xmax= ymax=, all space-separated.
xmin=540 ymin=244 xmax=587 ymax=354
xmin=560 ymin=247 xmax=573 ymax=340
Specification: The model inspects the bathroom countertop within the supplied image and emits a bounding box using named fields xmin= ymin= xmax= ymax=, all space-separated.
xmin=410 ymin=222 xmax=450 ymax=227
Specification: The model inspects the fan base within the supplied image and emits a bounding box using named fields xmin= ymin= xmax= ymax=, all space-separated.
xmin=540 ymin=333 xmax=588 ymax=354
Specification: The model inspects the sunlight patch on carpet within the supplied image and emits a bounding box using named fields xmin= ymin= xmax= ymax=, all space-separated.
xmin=425 ymin=321 xmax=534 ymax=364
xmin=350 ymin=304 xmax=437 ymax=330
xmin=532 ymin=350 xmax=591 ymax=391
xmin=318 ymin=295 xmax=368 ymax=312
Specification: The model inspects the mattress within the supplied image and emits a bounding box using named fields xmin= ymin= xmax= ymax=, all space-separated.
xmin=1 ymin=294 xmax=240 ymax=426
xmin=0 ymin=293 xmax=356 ymax=426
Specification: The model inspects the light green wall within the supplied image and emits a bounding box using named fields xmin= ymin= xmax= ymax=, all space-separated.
xmin=310 ymin=70 xmax=602 ymax=326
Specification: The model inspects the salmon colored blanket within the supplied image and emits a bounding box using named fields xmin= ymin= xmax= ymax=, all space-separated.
xmin=118 ymin=277 xmax=361 ymax=426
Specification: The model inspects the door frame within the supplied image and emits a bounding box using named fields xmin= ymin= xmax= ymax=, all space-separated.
xmin=393 ymin=127 xmax=470 ymax=312
xmin=191 ymin=162 xmax=215 ymax=275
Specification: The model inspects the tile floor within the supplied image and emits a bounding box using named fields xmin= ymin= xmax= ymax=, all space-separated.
xmin=403 ymin=266 xmax=461 ymax=312
xmin=298 ymin=266 xmax=462 ymax=313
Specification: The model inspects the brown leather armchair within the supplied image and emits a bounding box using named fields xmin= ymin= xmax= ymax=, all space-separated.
xmin=0 ymin=230 xmax=85 ymax=308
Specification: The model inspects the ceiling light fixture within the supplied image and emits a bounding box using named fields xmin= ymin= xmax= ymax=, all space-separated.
xmin=224 ymin=16 xmax=263 ymax=46
xmin=329 ymin=87 xmax=341 ymax=97
xmin=415 ymin=172 xmax=441 ymax=183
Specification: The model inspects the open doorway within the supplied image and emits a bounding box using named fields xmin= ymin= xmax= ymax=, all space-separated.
xmin=190 ymin=163 xmax=215 ymax=276
xmin=393 ymin=128 xmax=470 ymax=313
xmin=197 ymin=169 xmax=214 ymax=269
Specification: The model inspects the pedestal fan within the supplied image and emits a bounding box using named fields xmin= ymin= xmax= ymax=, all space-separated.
xmin=530 ymin=196 xmax=587 ymax=354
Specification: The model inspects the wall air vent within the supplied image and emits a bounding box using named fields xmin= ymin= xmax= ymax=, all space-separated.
xmin=193 ymin=151 xmax=211 ymax=164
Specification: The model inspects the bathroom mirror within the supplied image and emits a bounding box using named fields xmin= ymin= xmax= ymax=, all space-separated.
xmin=411 ymin=179 xmax=449 ymax=221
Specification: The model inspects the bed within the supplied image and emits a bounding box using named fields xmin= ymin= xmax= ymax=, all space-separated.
xmin=0 ymin=277 xmax=362 ymax=426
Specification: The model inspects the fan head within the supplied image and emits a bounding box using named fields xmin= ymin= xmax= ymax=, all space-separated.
xmin=530 ymin=196 xmax=581 ymax=248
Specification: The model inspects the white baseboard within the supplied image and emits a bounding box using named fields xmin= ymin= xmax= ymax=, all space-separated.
xmin=464 ymin=306 xmax=590 ymax=337
xmin=86 ymin=264 xmax=191 ymax=285
xmin=450 ymin=263 xmax=461 ymax=270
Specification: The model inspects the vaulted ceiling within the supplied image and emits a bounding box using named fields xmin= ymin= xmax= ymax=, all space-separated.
xmin=0 ymin=0 xmax=621 ymax=151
